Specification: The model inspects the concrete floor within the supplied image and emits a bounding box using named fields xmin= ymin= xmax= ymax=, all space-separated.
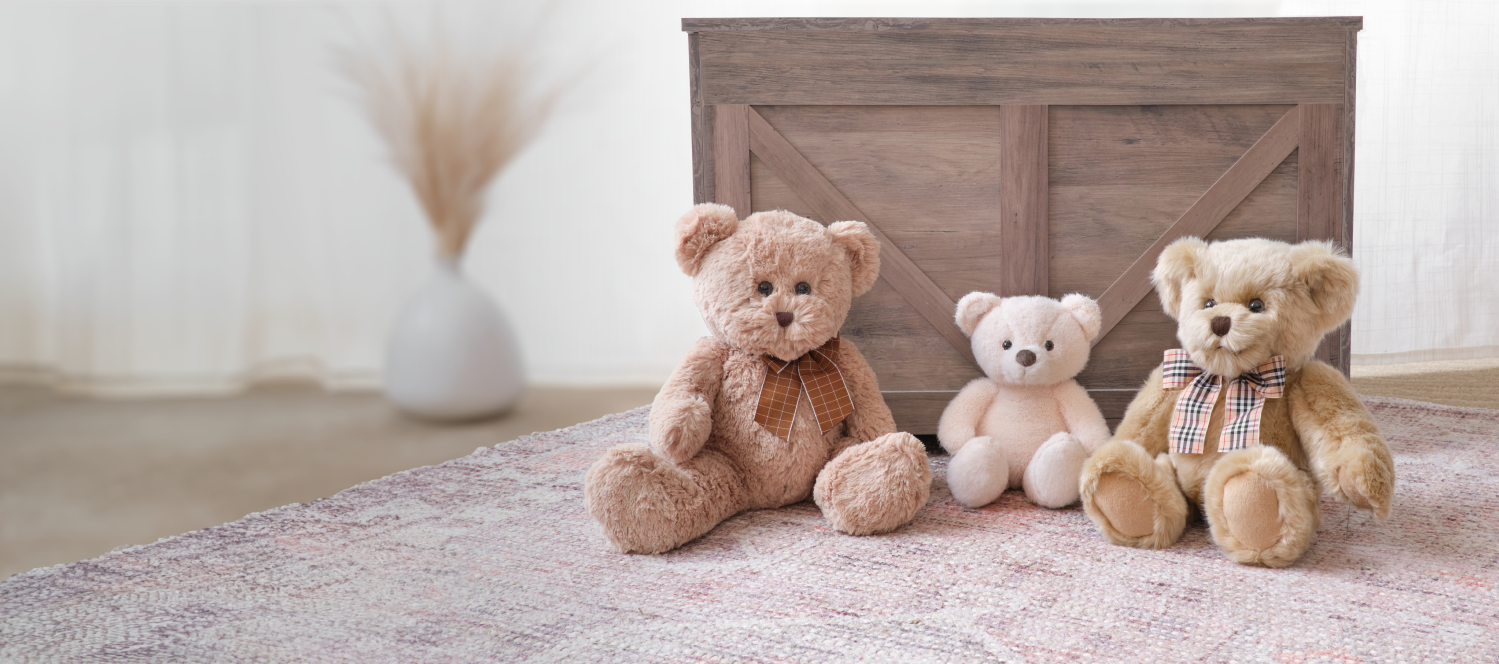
xmin=0 ymin=384 xmax=657 ymax=580
xmin=4 ymin=359 xmax=1496 ymax=581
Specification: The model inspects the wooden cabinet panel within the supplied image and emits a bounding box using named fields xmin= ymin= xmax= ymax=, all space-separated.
xmin=687 ymin=18 xmax=1359 ymax=431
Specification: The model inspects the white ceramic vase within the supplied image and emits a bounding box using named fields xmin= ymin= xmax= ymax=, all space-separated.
xmin=384 ymin=259 xmax=524 ymax=420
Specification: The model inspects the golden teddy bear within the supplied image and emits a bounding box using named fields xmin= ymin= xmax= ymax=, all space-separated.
xmin=1080 ymin=236 xmax=1395 ymax=567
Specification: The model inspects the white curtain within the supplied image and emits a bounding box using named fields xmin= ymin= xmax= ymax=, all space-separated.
xmin=0 ymin=5 xmax=422 ymax=394
xmin=1280 ymin=0 xmax=1499 ymax=364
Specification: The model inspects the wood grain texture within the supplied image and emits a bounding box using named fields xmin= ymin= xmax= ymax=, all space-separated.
xmin=744 ymin=106 xmax=976 ymax=366
xmin=1047 ymin=105 xmax=1299 ymax=300
xmin=701 ymin=59 xmax=1345 ymax=106
xmin=884 ymin=388 xmax=1139 ymax=434
xmin=884 ymin=391 xmax=956 ymax=435
xmin=697 ymin=27 xmax=1349 ymax=106
xmin=1088 ymin=389 xmax=1140 ymax=425
xmin=1092 ymin=106 xmax=1301 ymax=343
xmin=689 ymin=33 xmax=714 ymax=205
xmin=1297 ymin=104 xmax=1343 ymax=246
xmin=1000 ymin=105 xmax=1048 ymax=297
xmin=836 ymin=279 xmax=985 ymax=392
xmin=1050 ymin=105 xmax=1298 ymax=187
xmin=713 ymin=105 xmax=751 ymax=218
xmin=684 ymin=17 xmax=1364 ymax=32
xmin=697 ymin=27 xmax=1349 ymax=63
xmin=1298 ymin=102 xmax=1346 ymax=370
xmin=749 ymin=106 xmax=1004 ymax=300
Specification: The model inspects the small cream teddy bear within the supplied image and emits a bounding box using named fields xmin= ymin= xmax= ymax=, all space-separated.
xmin=938 ymin=293 xmax=1112 ymax=509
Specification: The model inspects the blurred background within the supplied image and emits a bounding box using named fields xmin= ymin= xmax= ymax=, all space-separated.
xmin=2 ymin=0 xmax=1495 ymax=578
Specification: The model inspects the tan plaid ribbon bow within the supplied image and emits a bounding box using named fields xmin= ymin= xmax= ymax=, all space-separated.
xmin=1163 ymin=349 xmax=1287 ymax=454
xmin=754 ymin=336 xmax=855 ymax=441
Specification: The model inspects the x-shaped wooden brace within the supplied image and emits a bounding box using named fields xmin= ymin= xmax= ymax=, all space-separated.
xmin=714 ymin=103 xmax=1343 ymax=366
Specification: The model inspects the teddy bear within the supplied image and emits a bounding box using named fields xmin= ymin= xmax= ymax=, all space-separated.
xmin=1079 ymin=236 xmax=1394 ymax=567
xmin=583 ymin=204 xmax=932 ymax=554
xmin=937 ymin=293 xmax=1112 ymax=509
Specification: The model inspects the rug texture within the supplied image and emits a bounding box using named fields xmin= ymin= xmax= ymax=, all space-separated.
xmin=2 ymin=396 xmax=1496 ymax=662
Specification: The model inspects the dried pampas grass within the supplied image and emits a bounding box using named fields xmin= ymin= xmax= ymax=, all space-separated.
xmin=341 ymin=24 xmax=557 ymax=258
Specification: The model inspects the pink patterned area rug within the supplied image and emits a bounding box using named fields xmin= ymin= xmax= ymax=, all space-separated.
xmin=3 ymin=396 xmax=1496 ymax=662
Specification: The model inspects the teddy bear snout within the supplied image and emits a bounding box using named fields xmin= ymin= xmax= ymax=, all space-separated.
xmin=1015 ymin=349 xmax=1037 ymax=367
xmin=1211 ymin=316 xmax=1232 ymax=337
xmin=776 ymin=312 xmax=794 ymax=328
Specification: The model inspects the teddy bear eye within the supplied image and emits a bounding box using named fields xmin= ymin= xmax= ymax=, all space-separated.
xmin=1045 ymin=341 xmax=1054 ymax=351
xmin=795 ymin=282 xmax=811 ymax=296
xmin=1204 ymin=299 xmax=1217 ymax=309
xmin=757 ymin=281 xmax=773 ymax=296
xmin=1002 ymin=340 xmax=1012 ymax=350
xmin=1249 ymin=298 xmax=1265 ymax=313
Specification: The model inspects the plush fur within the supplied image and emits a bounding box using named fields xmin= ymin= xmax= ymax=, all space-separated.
xmin=938 ymin=293 xmax=1112 ymax=509
xmin=1079 ymin=237 xmax=1394 ymax=567
xmin=584 ymin=205 xmax=931 ymax=553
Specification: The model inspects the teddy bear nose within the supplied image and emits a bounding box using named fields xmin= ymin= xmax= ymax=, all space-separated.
xmin=1211 ymin=316 xmax=1232 ymax=337
xmin=776 ymin=312 xmax=794 ymax=328
xmin=1015 ymin=349 xmax=1037 ymax=367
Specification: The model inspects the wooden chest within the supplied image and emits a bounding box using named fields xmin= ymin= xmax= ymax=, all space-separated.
xmin=684 ymin=17 xmax=1359 ymax=432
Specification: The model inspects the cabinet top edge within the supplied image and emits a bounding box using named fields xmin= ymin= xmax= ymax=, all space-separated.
xmin=682 ymin=17 xmax=1363 ymax=32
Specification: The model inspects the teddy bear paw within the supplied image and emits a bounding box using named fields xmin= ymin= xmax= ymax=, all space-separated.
xmin=947 ymin=436 xmax=1009 ymax=508
xmin=648 ymin=393 xmax=713 ymax=465
xmin=1022 ymin=433 xmax=1087 ymax=508
xmin=584 ymin=443 xmax=745 ymax=554
xmin=1205 ymin=446 xmax=1320 ymax=568
xmin=814 ymin=432 xmax=932 ymax=535
xmin=1080 ymin=440 xmax=1188 ymax=549
xmin=1332 ymin=448 xmax=1394 ymax=519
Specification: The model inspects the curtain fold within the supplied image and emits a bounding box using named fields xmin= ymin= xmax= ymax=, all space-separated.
xmin=0 ymin=5 xmax=431 ymax=395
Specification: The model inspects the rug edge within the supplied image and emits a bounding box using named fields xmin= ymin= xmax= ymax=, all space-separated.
xmin=1361 ymin=394 xmax=1499 ymax=417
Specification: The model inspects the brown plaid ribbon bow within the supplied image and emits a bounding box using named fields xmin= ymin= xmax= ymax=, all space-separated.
xmin=754 ymin=336 xmax=855 ymax=441
xmin=1163 ymin=349 xmax=1286 ymax=454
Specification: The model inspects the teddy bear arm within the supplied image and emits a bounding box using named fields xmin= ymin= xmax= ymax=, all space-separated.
xmin=936 ymin=378 xmax=1000 ymax=454
xmin=1286 ymin=362 xmax=1395 ymax=518
xmin=832 ymin=339 xmax=898 ymax=442
xmin=1110 ymin=366 xmax=1174 ymax=458
xmin=648 ymin=337 xmax=728 ymax=465
xmin=1053 ymin=380 xmax=1112 ymax=453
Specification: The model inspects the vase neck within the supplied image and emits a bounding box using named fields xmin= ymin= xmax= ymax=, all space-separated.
xmin=435 ymin=256 xmax=464 ymax=276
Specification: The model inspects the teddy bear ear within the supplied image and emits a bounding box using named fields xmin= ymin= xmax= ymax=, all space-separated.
xmin=1060 ymin=293 xmax=1102 ymax=342
xmin=827 ymin=221 xmax=882 ymax=296
xmin=674 ymin=204 xmax=739 ymax=277
xmin=1290 ymin=240 xmax=1359 ymax=332
xmin=955 ymin=292 xmax=1002 ymax=337
xmin=1152 ymin=236 xmax=1209 ymax=321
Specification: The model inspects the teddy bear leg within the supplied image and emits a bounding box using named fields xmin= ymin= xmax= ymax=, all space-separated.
xmin=946 ymin=436 xmax=1010 ymax=508
xmin=1022 ymin=432 xmax=1088 ymax=508
xmin=584 ymin=443 xmax=748 ymax=554
xmin=1079 ymin=439 xmax=1188 ymax=549
xmin=1203 ymin=446 xmax=1320 ymax=568
xmin=814 ymin=432 xmax=932 ymax=535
